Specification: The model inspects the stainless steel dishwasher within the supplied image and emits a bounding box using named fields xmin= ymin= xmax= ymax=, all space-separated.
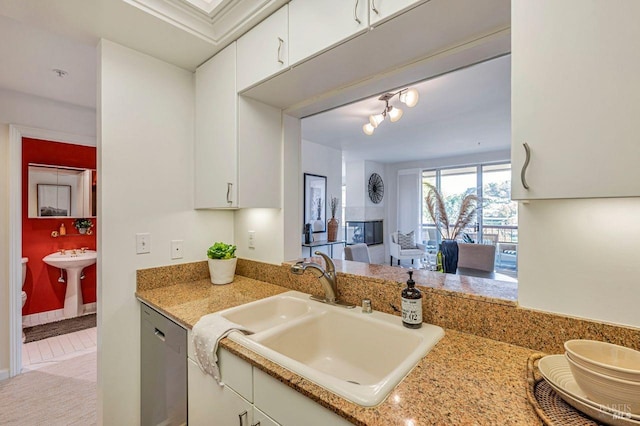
xmin=141 ymin=302 xmax=187 ymax=426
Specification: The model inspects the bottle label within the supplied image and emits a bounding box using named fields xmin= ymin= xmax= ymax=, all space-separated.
xmin=401 ymin=298 xmax=422 ymax=325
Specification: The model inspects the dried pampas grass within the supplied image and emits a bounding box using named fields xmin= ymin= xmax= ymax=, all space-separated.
xmin=425 ymin=183 xmax=477 ymax=240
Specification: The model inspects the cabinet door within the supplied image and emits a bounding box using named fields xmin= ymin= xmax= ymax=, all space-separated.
xmin=195 ymin=43 xmax=238 ymax=208
xmin=512 ymin=0 xmax=640 ymax=199
xmin=188 ymin=359 xmax=253 ymax=426
xmin=288 ymin=0 xmax=368 ymax=65
xmin=237 ymin=97 xmax=282 ymax=208
xmin=368 ymin=0 xmax=426 ymax=26
xmin=237 ymin=5 xmax=288 ymax=92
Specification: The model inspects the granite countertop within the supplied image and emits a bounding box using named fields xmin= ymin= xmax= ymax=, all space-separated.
xmin=136 ymin=276 xmax=542 ymax=425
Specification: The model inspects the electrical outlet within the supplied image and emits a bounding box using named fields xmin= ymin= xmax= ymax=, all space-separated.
xmin=171 ymin=240 xmax=184 ymax=259
xmin=248 ymin=230 xmax=256 ymax=249
xmin=136 ymin=233 xmax=151 ymax=254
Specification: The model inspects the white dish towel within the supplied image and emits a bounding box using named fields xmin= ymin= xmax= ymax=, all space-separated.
xmin=192 ymin=313 xmax=250 ymax=386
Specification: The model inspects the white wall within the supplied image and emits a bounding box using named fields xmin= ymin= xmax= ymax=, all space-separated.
xmin=0 ymin=89 xmax=96 ymax=140
xmin=0 ymin=124 xmax=9 ymax=378
xmin=98 ymin=40 xmax=234 ymax=424
xmin=518 ymin=198 xmax=640 ymax=328
xmin=301 ymin=139 xmax=343 ymax=258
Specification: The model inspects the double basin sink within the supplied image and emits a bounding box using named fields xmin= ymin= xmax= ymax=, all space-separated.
xmin=218 ymin=290 xmax=444 ymax=407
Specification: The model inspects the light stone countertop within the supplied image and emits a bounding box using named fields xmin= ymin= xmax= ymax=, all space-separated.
xmin=136 ymin=276 xmax=542 ymax=426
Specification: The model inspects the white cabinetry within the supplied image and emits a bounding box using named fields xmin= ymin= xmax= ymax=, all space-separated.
xmin=368 ymin=0 xmax=426 ymax=26
xmin=237 ymin=96 xmax=281 ymax=208
xmin=288 ymin=0 xmax=368 ymax=65
xmin=237 ymin=5 xmax=289 ymax=92
xmin=187 ymin=331 xmax=351 ymax=426
xmin=195 ymin=43 xmax=237 ymax=208
xmin=195 ymin=46 xmax=282 ymax=209
xmin=511 ymin=0 xmax=640 ymax=200
xmin=188 ymin=359 xmax=252 ymax=426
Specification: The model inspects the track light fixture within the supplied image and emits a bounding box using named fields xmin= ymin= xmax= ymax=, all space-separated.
xmin=362 ymin=88 xmax=419 ymax=136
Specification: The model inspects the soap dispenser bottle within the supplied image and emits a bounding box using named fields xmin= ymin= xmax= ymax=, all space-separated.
xmin=401 ymin=270 xmax=422 ymax=329
xmin=59 ymin=223 xmax=66 ymax=236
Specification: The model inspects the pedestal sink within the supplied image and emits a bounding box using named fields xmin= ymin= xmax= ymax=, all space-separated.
xmin=43 ymin=250 xmax=97 ymax=318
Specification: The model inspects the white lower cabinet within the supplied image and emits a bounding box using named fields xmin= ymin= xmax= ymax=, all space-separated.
xmin=188 ymin=359 xmax=253 ymax=426
xmin=187 ymin=345 xmax=352 ymax=425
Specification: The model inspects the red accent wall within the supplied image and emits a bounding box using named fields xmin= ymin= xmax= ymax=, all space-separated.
xmin=22 ymin=138 xmax=97 ymax=316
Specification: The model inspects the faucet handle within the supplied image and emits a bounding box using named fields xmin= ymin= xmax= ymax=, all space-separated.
xmin=80 ymin=247 xmax=89 ymax=253
xmin=59 ymin=248 xmax=66 ymax=255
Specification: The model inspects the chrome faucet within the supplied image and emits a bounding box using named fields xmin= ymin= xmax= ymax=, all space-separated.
xmin=291 ymin=251 xmax=354 ymax=308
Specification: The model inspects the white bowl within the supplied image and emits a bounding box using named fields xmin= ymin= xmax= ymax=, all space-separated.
xmin=566 ymin=354 xmax=640 ymax=415
xmin=565 ymin=340 xmax=640 ymax=382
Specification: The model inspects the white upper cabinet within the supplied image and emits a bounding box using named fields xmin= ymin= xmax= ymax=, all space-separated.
xmin=288 ymin=0 xmax=369 ymax=66
xmin=512 ymin=0 xmax=640 ymax=200
xmin=369 ymin=0 xmax=426 ymax=26
xmin=237 ymin=96 xmax=282 ymax=208
xmin=194 ymin=43 xmax=238 ymax=208
xmin=236 ymin=5 xmax=289 ymax=92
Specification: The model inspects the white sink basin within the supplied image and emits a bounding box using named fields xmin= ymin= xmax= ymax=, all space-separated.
xmin=221 ymin=294 xmax=311 ymax=333
xmin=43 ymin=250 xmax=97 ymax=318
xmin=43 ymin=250 xmax=97 ymax=271
xmin=220 ymin=291 xmax=444 ymax=407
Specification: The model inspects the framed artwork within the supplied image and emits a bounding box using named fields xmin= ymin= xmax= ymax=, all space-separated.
xmin=37 ymin=184 xmax=71 ymax=217
xmin=303 ymin=173 xmax=326 ymax=233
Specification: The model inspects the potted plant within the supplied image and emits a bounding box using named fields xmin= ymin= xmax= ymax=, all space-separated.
xmin=206 ymin=242 xmax=237 ymax=285
xmin=73 ymin=218 xmax=94 ymax=235
xmin=327 ymin=196 xmax=340 ymax=242
xmin=424 ymin=183 xmax=477 ymax=273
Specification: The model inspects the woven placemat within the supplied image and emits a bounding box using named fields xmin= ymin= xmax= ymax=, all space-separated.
xmin=527 ymin=353 xmax=603 ymax=426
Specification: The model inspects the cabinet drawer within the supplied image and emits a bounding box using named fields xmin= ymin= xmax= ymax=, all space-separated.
xmin=253 ymin=368 xmax=351 ymax=426
xmin=187 ymin=331 xmax=253 ymax=401
xmin=252 ymin=406 xmax=280 ymax=426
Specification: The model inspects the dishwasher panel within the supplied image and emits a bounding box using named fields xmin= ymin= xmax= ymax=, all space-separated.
xmin=141 ymin=302 xmax=187 ymax=426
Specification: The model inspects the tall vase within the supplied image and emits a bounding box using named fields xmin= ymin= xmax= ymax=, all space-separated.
xmin=440 ymin=240 xmax=459 ymax=274
xmin=327 ymin=217 xmax=339 ymax=242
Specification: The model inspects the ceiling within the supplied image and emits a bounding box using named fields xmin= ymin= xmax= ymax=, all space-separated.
xmin=0 ymin=0 xmax=283 ymax=110
xmin=0 ymin=0 xmax=510 ymax=164
xmin=301 ymin=54 xmax=511 ymax=164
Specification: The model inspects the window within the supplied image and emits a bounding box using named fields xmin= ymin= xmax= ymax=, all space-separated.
xmin=421 ymin=163 xmax=518 ymax=273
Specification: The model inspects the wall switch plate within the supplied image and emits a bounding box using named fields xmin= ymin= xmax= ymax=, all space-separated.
xmin=248 ymin=230 xmax=256 ymax=249
xmin=171 ymin=240 xmax=184 ymax=259
xmin=136 ymin=233 xmax=151 ymax=254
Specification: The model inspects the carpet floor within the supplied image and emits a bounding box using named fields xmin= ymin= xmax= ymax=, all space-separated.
xmin=24 ymin=314 xmax=96 ymax=343
xmin=0 ymin=351 xmax=96 ymax=425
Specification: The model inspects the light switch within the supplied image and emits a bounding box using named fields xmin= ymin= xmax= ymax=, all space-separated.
xmin=171 ymin=240 xmax=184 ymax=259
xmin=136 ymin=233 xmax=151 ymax=254
xmin=248 ymin=230 xmax=256 ymax=249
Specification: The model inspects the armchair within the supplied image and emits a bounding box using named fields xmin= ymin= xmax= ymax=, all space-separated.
xmin=390 ymin=231 xmax=427 ymax=266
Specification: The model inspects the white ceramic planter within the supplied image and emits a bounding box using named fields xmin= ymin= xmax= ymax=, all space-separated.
xmin=208 ymin=258 xmax=237 ymax=285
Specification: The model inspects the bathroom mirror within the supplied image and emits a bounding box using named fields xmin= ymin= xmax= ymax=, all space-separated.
xmin=28 ymin=163 xmax=97 ymax=218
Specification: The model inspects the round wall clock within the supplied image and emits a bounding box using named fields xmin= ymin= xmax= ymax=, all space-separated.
xmin=368 ymin=173 xmax=384 ymax=204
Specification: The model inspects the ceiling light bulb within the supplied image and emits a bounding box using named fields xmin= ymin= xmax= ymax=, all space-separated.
xmin=388 ymin=106 xmax=403 ymax=122
xmin=362 ymin=123 xmax=375 ymax=135
xmin=369 ymin=113 xmax=384 ymax=128
xmin=400 ymin=88 xmax=419 ymax=107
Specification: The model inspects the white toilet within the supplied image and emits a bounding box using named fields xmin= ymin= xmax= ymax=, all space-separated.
xmin=21 ymin=257 xmax=28 ymax=308
xmin=21 ymin=257 xmax=28 ymax=342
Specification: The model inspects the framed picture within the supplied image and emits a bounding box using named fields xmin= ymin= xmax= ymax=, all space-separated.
xmin=303 ymin=173 xmax=326 ymax=233
xmin=37 ymin=184 xmax=71 ymax=217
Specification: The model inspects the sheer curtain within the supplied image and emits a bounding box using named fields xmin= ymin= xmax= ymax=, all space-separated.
xmin=396 ymin=169 xmax=422 ymax=243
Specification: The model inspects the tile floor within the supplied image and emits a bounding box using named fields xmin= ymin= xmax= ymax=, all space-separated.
xmin=22 ymin=327 xmax=97 ymax=372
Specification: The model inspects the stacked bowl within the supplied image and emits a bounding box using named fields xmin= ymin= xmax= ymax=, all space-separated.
xmin=564 ymin=340 xmax=640 ymax=415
